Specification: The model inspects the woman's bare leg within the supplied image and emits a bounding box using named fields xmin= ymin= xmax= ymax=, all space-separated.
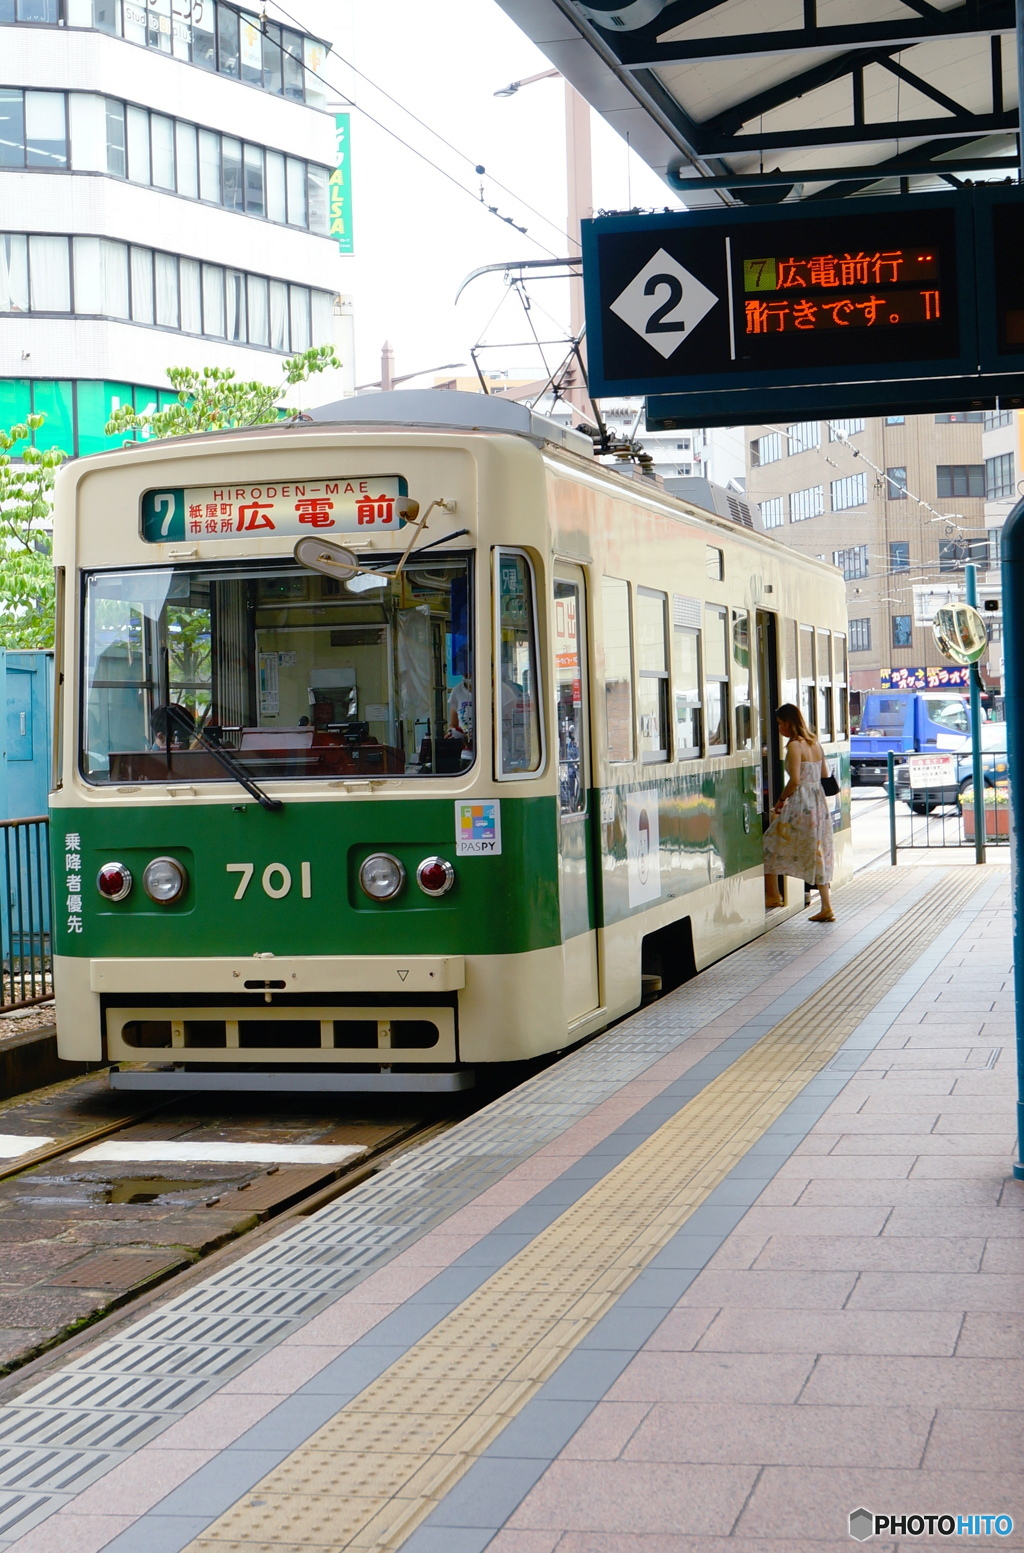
xmin=764 ymin=876 xmax=784 ymax=909
xmin=809 ymin=882 xmax=834 ymax=921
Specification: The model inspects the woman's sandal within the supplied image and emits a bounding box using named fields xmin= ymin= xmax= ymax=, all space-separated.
xmin=808 ymin=909 xmax=835 ymax=923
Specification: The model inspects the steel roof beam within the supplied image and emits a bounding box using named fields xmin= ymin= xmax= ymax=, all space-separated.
xmin=702 ymin=47 xmax=899 ymax=140
xmin=802 ymin=132 xmax=1005 ymax=198
xmin=702 ymin=111 xmax=1016 ymax=154
xmin=612 ymin=3 xmax=1013 ymax=66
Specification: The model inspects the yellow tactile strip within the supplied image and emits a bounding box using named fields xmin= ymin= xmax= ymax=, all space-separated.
xmin=189 ymin=870 xmax=984 ymax=1553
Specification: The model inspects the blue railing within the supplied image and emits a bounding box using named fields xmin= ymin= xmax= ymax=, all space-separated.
xmin=0 ymin=816 xmax=52 ymax=1011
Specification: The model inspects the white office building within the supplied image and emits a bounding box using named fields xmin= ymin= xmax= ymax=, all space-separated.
xmin=1 ymin=0 xmax=346 ymax=455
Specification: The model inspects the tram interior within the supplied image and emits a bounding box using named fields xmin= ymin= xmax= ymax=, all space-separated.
xmin=82 ymin=556 xmax=474 ymax=781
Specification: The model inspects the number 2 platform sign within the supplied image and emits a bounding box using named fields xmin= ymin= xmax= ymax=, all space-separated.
xmin=581 ymin=192 xmax=975 ymax=400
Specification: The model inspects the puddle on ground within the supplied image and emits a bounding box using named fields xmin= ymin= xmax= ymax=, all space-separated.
xmin=108 ymin=1177 xmax=209 ymax=1205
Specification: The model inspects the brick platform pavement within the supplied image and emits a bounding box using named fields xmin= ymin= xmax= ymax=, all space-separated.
xmin=488 ymin=875 xmax=1020 ymax=1553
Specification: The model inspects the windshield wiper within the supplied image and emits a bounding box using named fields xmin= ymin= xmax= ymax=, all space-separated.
xmin=166 ymin=708 xmax=283 ymax=812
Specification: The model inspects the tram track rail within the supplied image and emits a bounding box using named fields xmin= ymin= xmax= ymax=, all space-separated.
xmin=0 ymin=1094 xmax=456 ymax=1397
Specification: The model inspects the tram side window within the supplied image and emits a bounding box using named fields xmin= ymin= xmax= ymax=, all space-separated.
xmin=817 ymin=629 xmax=832 ymax=740
xmin=732 ymin=609 xmax=752 ymax=750
xmin=782 ymin=618 xmax=798 ymax=705
xmin=636 ymin=588 xmax=669 ymax=764
xmin=554 ymin=577 xmax=586 ymax=812
xmin=706 ymin=546 xmax=724 ymax=581
xmin=672 ymin=624 xmax=701 ymax=759
xmin=602 ymin=576 xmax=634 ymax=762
xmin=799 ymin=624 xmax=816 ymax=732
xmin=496 ymin=550 xmax=542 ymax=777
xmin=833 ymin=632 xmax=848 ymax=737
xmin=704 ymin=605 xmax=730 ymax=754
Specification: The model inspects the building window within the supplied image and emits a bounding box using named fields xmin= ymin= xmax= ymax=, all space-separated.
xmin=829 ymin=419 xmax=865 ymax=439
xmin=750 ymin=432 xmax=782 ymax=466
xmin=833 ymin=545 xmax=869 ymax=579
xmin=790 ymin=485 xmax=824 ymax=522
xmin=831 ymin=472 xmax=867 ymax=511
xmin=849 ymin=617 xmax=871 ymax=652
xmin=985 ymin=452 xmax=1015 ymax=500
xmin=939 ymin=537 xmax=990 ymax=572
xmin=0 ymin=87 xmax=67 ymax=169
xmin=892 ymin=615 xmax=913 ymax=648
xmin=8 ymin=0 xmax=329 ymax=107
xmin=983 ymin=409 xmax=1013 ymax=430
xmin=885 ymin=415 xmax=905 ymax=424
xmin=675 ymin=463 xmax=691 ymax=476
xmin=885 ymin=466 xmax=907 ymax=500
xmin=989 ymin=528 xmax=1003 ymax=565
xmin=675 ymin=439 xmax=690 ymax=450
xmin=0 ymin=229 xmax=335 ymax=353
xmin=760 ymin=497 xmax=783 ymax=529
xmin=786 ymin=421 xmax=819 ymax=454
xmin=0 ymin=89 xmax=333 ymax=236
xmin=890 ymin=541 xmax=910 ymax=571
xmin=937 ymin=464 xmax=985 ymax=498
xmin=935 ymin=411 xmax=985 ymax=423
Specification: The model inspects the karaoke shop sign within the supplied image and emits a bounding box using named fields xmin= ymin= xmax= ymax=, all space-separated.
xmin=141 ymin=477 xmax=409 ymax=542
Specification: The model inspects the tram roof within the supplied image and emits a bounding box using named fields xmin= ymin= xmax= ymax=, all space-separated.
xmin=493 ymin=0 xmax=1017 ymax=205
xmin=308 ymin=389 xmax=594 ymax=457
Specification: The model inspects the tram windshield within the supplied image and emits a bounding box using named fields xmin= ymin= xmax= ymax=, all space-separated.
xmin=81 ymin=555 xmax=474 ymax=783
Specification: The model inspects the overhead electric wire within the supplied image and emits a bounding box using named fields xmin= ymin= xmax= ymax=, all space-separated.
xmin=260 ymin=0 xmax=569 ymax=258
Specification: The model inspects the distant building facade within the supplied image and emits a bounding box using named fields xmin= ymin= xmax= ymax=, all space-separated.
xmin=1 ymin=0 xmax=345 ymax=456
xmin=744 ymin=413 xmax=1008 ymax=701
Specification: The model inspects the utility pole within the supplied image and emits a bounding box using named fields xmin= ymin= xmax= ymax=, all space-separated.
xmin=564 ymin=82 xmax=596 ymax=424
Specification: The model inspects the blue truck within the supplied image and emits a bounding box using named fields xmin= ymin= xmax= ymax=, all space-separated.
xmin=850 ymin=690 xmax=971 ymax=786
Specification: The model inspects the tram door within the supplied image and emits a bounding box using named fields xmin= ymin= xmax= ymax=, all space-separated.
xmin=554 ymin=567 xmax=600 ymax=1020
xmin=756 ymin=610 xmax=783 ymax=821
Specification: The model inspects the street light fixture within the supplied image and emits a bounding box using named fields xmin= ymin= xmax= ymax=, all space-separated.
xmin=492 ymin=67 xmax=593 ymax=419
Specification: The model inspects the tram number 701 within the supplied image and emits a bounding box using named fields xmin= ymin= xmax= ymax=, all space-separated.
xmin=227 ymin=862 xmax=313 ymax=900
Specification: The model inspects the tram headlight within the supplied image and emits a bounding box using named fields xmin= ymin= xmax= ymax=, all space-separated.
xmin=96 ymin=862 xmax=132 ymax=902
xmin=359 ymin=853 xmax=405 ymax=900
xmin=416 ymin=856 xmax=455 ymax=897
xmin=142 ymin=855 xmax=188 ymax=903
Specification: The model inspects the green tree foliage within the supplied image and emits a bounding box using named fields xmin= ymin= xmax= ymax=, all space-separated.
xmin=104 ymin=346 xmax=342 ymax=439
xmin=0 ymin=417 xmax=65 ymax=648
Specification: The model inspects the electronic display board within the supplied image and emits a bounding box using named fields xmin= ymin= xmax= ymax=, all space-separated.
xmin=974 ymin=185 xmax=1024 ymax=379
xmin=582 ymin=193 xmax=978 ymax=401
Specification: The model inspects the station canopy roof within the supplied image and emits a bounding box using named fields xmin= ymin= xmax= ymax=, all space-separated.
xmin=494 ymin=0 xmax=1018 ymax=205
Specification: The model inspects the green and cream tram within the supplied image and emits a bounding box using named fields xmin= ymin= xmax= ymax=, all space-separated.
xmin=50 ymin=391 xmax=850 ymax=1090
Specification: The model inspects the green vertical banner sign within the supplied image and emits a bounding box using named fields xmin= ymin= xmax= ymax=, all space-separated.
xmin=331 ymin=113 xmax=353 ymax=254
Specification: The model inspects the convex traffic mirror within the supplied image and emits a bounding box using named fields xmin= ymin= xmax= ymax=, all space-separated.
xmin=931 ymin=603 xmax=988 ymax=665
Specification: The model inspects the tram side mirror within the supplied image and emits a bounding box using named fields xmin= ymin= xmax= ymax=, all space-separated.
xmin=931 ymin=604 xmax=988 ymax=666
xmin=294 ymin=536 xmax=360 ymax=580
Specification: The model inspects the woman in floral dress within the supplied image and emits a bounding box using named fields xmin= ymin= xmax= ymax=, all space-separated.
xmin=762 ymin=703 xmax=835 ymax=922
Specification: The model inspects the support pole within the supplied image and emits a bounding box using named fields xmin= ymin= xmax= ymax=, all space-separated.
xmin=965 ymin=563 xmax=986 ymax=865
xmin=1018 ymin=0 xmax=1024 ymax=183
xmin=888 ymin=751 xmax=897 ymax=866
xmin=999 ymin=497 xmax=1024 ymax=1177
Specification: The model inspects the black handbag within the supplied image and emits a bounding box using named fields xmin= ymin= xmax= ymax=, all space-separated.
xmin=821 ymin=771 xmax=840 ymax=797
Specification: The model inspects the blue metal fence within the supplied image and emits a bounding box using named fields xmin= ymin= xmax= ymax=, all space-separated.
xmin=0 ymin=816 xmax=52 ymax=1010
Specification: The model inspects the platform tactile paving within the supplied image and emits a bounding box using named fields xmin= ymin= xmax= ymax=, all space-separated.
xmin=183 ymin=870 xmax=985 ymax=1553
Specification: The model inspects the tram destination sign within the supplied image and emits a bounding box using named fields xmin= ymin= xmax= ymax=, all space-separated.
xmin=141 ymin=477 xmax=409 ymax=543
xmin=582 ymin=193 xmax=975 ymax=402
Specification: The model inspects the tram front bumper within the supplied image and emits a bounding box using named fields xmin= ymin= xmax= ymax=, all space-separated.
xmin=89 ymin=954 xmax=465 ymax=995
